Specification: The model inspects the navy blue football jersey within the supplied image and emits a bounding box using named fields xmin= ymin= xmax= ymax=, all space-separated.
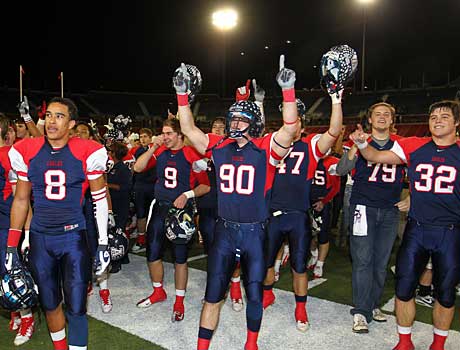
xmin=350 ymin=135 xmax=405 ymax=208
xmin=310 ymin=156 xmax=340 ymax=204
xmin=144 ymin=145 xmax=208 ymax=203
xmin=271 ymin=134 xmax=323 ymax=212
xmin=9 ymin=136 xmax=107 ymax=234
xmin=391 ymin=137 xmax=460 ymax=225
xmin=196 ymin=159 xmax=217 ymax=209
xmin=206 ymin=133 xmax=283 ymax=223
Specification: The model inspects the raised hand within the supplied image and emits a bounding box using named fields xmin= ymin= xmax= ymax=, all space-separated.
xmin=349 ymin=124 xmax=370 ymax=146
xmin=236 ymin=79 xmax=251 ymax=101
xmin=252 ymin=79 xmax=265 ymax=103
xmin=276 ymin=55 xmax=296 ymax=90
xmin=18 ymin=96 xmax=32 ymax=123
xmin=172 ymin=63 xmax=190 ymax=94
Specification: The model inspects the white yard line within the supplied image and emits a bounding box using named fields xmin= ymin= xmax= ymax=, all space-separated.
xmin=87 ymin=254 xmax=459 ymax=350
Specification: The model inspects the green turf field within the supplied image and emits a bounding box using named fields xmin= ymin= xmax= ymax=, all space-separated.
xmin=1 ymin=231 xmax=458 ymax=349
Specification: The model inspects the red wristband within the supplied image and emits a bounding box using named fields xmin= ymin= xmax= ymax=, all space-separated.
xmin=176 ymin=93 xmax=189 ymax=107
xmin=282 ymin=88 xmax=296 ymax=102
xmin=7 ymin=228 xmax=22 ymax=247
xmin=284 ymin=118 xmax=298 ymax=125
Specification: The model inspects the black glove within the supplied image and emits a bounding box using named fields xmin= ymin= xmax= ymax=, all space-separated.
xmin=94 ymin=244 xmax=110 ymax=276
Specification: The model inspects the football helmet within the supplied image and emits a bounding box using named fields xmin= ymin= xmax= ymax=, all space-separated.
xmin=320 ymin=45 xmax=358 ymax=95
xmin=173 ymin=64 xmax=202 ymax=104
xmin=108 ymin=227 xmax=129 ymax=261
xmin=165 ymin=204 xmax=196 ymax=245
xmin=0 ymin=265 xmax=38 ymax=311
xmin=226 ymin=100 xmax=264 ymax=139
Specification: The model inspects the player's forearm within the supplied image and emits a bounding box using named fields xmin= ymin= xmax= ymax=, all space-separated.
xmin=10 ymin=198 xmax=29 ymax=230
xmin=133 ymin=147 xmax=155 ymax=173
xmin=336 ymin=150 xmax=357 ymax=176
xmin=25 ymin=120 xmax=43 ymax=137
xmin=273 ymin=98 xmax=298 ymax=157
xmin=177 ymin=105 xmax=208 ymax=155
xmin=191 ymin=184 xmax=211 ymax=198
xmin=317 ymin=103 xmax=343 ymax=155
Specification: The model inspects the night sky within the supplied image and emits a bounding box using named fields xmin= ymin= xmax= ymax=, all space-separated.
xmin=2 ymin=0 xmax=460 ymax=96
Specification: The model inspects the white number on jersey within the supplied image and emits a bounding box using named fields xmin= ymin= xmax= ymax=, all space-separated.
xmin=164 ymin=167 xmax=178 ymax=188
xmin=277 ymin=151 xmax=305 ymax=175
xmin=44 ymin=169 xmax=66 ymax=200
xmin=220 ymin=164 xmax=255 ymax=195
xmin=367 ymin=162 xmax=397 ymax=183
xmin=313 ymin=170 xmax=326 ymax=185
xmin=414 ymin=164 xmax=456 ymax=194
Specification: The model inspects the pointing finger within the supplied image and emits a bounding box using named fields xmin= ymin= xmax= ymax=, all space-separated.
xmin=279 ymin=55 xmax=285 ymax=71
xmin=180 ymin=63 xmax=187 ymax=73
xmin=23 ymin=95 xmax=28 ymax=104
xmin=252 ymin=79 xmax=257 ymax=90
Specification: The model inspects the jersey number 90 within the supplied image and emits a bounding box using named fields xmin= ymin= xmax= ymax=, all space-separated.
xmin=219 ymin=164 xmax=255 ymax=195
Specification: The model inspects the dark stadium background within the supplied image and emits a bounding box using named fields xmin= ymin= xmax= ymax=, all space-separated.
xmin=2 ymin=0 xmax=460 ymax=94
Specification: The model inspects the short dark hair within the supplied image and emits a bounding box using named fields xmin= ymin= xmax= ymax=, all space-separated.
xmin=48 ymin=97 xmax=79 ymax=120
xmin=429 ymin=100 xmax=460 ymax=124
xmin=76 ymin=122 xmax=95 ymax=138
xmin=110 ymin=141 xmax=128 ymax=161
xmin=212 ymin=117 xmax=225 ymax=127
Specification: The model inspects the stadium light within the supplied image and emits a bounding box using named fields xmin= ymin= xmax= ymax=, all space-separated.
xmin=212 ymin=9 xmax=238 ymax=31
xmin=212 ymin=8 xmax=238 ymax=97
xmin=357 ymin=0 xmax=375 ymax=92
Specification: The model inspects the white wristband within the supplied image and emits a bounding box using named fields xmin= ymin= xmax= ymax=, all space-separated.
xmin=356 ymin=141 xmax=369 ymax=150
xmin=22 ymin=114 xmax=33 ymax=123
xmin=37 ymin=119 xmax=45 ymax=126
xmin=183 ymin=190 xmax=195 ymax=199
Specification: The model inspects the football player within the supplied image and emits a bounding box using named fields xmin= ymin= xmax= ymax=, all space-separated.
xmin=175 ymin=55 xmax=301 ymax=350
xmin=307 ymin=155 xmax=341 ymax=279
xmin=349 ymin=100 xmax=460 ymax=350
xmin=5 ymin=97 xmax=110 ymax=350
xmin=0 ymin=114 xmax=35 ymax=346
xmin=262 ymin=91 xmax=343 ymax=333
xmin=134 ymin=118 xmax=210 ymax=322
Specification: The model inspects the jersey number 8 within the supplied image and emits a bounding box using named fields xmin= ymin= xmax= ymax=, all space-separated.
xmin=44 ymin=169 xmax=66 ymax=200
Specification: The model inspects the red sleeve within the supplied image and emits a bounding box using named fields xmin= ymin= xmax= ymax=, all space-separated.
xmin=141 ymin=146 xmax=166 ymax=171
xmin=193 ymin=169 xmax=210 ymax=187
xmin=205 ymin=134 xmax=227 ymax=158
xmin=301 ymin=133 xmax=323 ymax=180
xmin=391 ymin=137 xmax=431 ymax=165
xmin=321 ymin=156 xmax=341 ymax=204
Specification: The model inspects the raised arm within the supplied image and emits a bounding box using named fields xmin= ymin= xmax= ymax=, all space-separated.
xmin=173 ymin=63 xmax=208 ymax=155
xmin=272 ymin=55 xmax=300 ymax=158
xmin=349 ymin=124 xmax=402 ymax=165
xmin=316 ymin=91 xmax=343 ymax=155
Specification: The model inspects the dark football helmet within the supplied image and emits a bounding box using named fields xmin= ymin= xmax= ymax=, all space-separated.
xmin=0 ymin=264 xmax=38 ymax=311
xmin=226 ymin=100 xmax=264 ymax=139
xmin=320 ymin=45 xmax=358 ymax=96
xmin=309 ymin=208 xmax=323 ymax=236
xmin=165 ymin=205 xmax=196 ymax=245
xmin=108 ymin=227 xmax=129 ymax=261
xmin=172 ymin=64 xmax=202 ymax=104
